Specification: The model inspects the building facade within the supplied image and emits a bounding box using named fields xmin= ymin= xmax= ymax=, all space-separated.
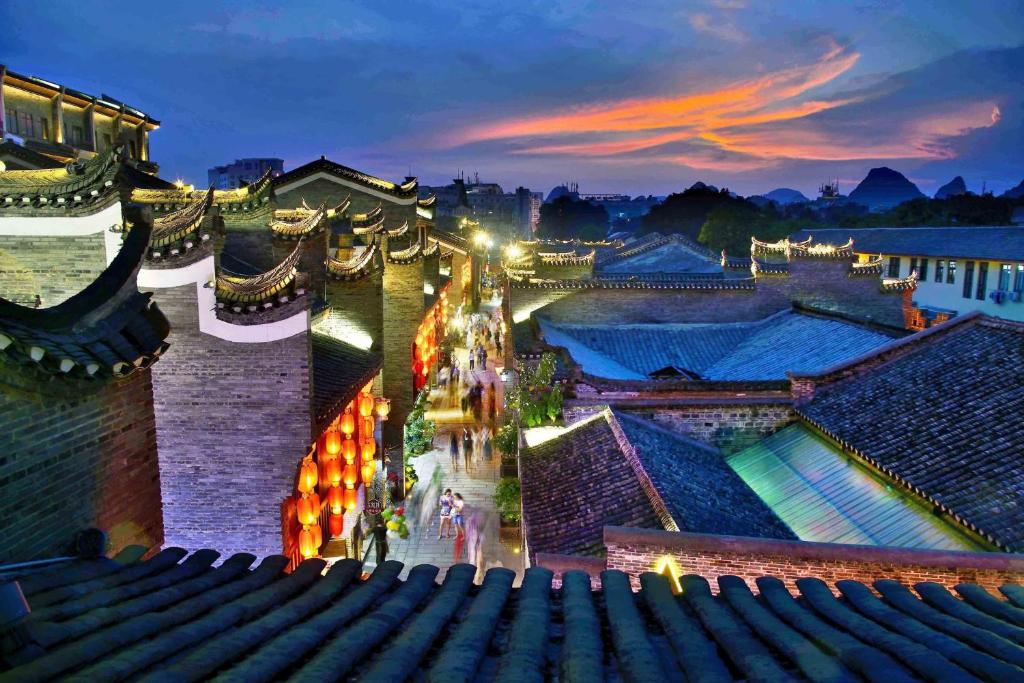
xmin=794 ymin=227 xmax=1024 ymax=323
xmin=1 ymin=65 xmax=158 ymax=170
xmin=420 ymin=175 xmax=541 ymax=239
xmin=208 ymin=157 xmax=284 ymax=189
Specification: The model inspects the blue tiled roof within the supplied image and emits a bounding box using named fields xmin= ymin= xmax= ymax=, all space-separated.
xmin=791 ymin=226 xmax=1024 ymax=261
xmin=600 ymin=241 xmax=722 ymax=274
xmin=541 ymin=310 xmax=895 ymax=381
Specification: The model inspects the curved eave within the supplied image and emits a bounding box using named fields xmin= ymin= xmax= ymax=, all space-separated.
xmin=216 ymin=241 xmax=303 ymax=303
xmin=150 ymin=187 xmax=214 ymax=248
xmin=386 ymin=220 xmax=409 ymax=238
xmin=0 ymin=148 xmax=121 ymax=207
xmin=327 ymin=238 xmax=380 ymax=280
xmin=387 ymin=240 xmax=422 ymax=264
xmin=269 ymin=202 xmax=327 ymax=239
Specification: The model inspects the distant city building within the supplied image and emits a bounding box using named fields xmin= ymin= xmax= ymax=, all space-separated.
xmin=420 ymin=173 xmax=541 ymax=238
xmin=793 ymin=226 xmax=1024 ymax=323
xmin=208 ymin=157 xmax=284 ymax=189
xmin=0 ymin=64 xmax=159 ymax=171
xmin=546 ymin=181 xmax=658 ymax=224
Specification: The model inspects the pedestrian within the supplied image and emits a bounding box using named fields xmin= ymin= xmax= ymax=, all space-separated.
xmin=488 ymin=382 xmax=498 ymax=423
xmin=468 ymin=351 xmax=475 ymax=372
xmin=438 ymin=365 xmax=449 ymax=391
xmin=438 ymin=488 xmax=454 ymax=540
xmin=483 ymin=429 xmax=493 ymax=461
xmin=460 ymin=387 xmax=469 ymax=414
xmin=449 ymin=431 xmax=459 ymax=471
xmin=462 ymin=428 xmax=473 ymax=470
xmin=351 ymin=512 xmax=364 ymax=560
xmin=371 ymin=515 xmax=388 ymax=566
xmin=453 ymin=493 xmax=465 ymax=540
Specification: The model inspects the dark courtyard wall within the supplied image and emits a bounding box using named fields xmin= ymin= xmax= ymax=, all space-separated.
xmin=381 ymin=258 xmax=424 ymax=455
xmin=0 ymin=232 xmax=106 ymax=306
xmin=0 ymin=368 xmax=164 ymax=562
xmin=150 ymin=283 xmax=313 ymax=559
xmin=324 ymin=269 xmax=384 ymax=352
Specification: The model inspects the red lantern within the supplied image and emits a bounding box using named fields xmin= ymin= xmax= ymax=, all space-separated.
xmin=413 ymin=359 xmax=424 ymax=376
xmin=296 ymin=493 xmax=315 ymax=528
xmin=342 ymin=438 xmax=357 ymax=464
xmin=299 ymin=528 xmax=315 ymax=558
xmin=328 ymin=485 xmax=344 ymax=514
xmin=361 ymin=438 xmax=376 ymax=460
xmin=310 ymin=523 xmax=322 ymax=550
xmin=358 ymin=393 xmax=374 ymax=418
xmin=329 ymin=513 xmax=344 ymax=537
xmin=344 ymin=486 xmax=357 ymax=512
xmin=343 ymin=464 xmax=358 ymax=488
xmin=325 ymin=429 xmax=342 ymax=456
xmin=327 ymin=458 xmax=343 ymax=487
xmin=340 ymin=411 xmax=355 ymax=436
xmin=361 ymin=460 xmax=375 ymax=485
xmin=361 ymin=417 xmax=374 ymax=437
xmin=297 ymin=459 xmax=318 ymax=494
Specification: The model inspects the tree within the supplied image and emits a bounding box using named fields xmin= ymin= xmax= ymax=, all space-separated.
xmin=538 ymin=196 xmax=609 ymax=239
xmin=640 ymin=186 xmax=747 ymax=238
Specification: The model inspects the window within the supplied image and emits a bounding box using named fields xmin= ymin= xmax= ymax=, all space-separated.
xmin=18 ymin=112 xmax=35 ymax=138
xmin=947 ymin=260 xmax=956 ymax=284
xmin=71 ymin=125 xmax=83 ymax=145
xmin=919 ymin=258 xmax=928 ymax=280
xmin=998 ymin=264 xmax=1012 ymax=291
xmin=976 ymin=262 xmax=988 ymax=300
xmin=4 ymin=108 xmax=15 ymax=135
xmin=962 ymin=261 xmax=974 ymax=298
xmin=935 ymin=260 xmax=944 ymax=283
xmin=909 ymin=258 xmax=918 ymax=277
xmin=1015 ymin=264 xmax=1024 ymax=293
xmin=887 ymin=256 xmax=901 ymax=278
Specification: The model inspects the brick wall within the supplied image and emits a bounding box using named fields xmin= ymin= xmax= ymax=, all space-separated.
xmin=274 ymin=232 xmax=328 ymax=301
xmin=150 ymin=283 xmax=313 ymax=559
xmin=381 ymin=257 xmax=424 ymax=458
xmin=0 ymin=233 xmax=107 ymax=306
xmin=0 ymin=368 xmax=163 ymax=562
xmin=604 ymin=526 xmax=1024 ymax=595
xmin=323 ymin=270 xmax=384 ymax=351
xmin=638 ymin=404 xmax=794 ymax=453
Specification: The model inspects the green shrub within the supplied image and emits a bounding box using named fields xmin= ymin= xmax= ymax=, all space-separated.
xmin=493 ymin=477 xmax=522 ymax=523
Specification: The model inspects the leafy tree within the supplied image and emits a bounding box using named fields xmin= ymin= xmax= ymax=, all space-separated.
xmin=640 ymin=186 xmax=748 ymax=238
xmin=493 ymin=477 xmax=522 ymax=523
xmin=698 ymin=203 xmax=790 ymax=254
xmin=538 ymin=196 xmax=609 ymax=239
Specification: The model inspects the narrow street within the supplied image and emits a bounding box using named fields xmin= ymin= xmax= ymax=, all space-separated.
xmin=383 ymin=304 xmax=524 ymax=583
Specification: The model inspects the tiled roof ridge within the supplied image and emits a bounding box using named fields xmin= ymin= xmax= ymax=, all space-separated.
xmin=149 ymin=187 xmax=214 ymax=250
xmin=429 ymin=228 xmax=469 ymax=254
xmin=268 ymin=201 xmax=328 ymax=238
xmin=0 ymin=147 xmax=121 ymax=210
xmin=326 ymin=237 xmax=380 ymax=280
xmin=789 ymin=301 xmax=908 ymax=336
xmin=387 ymin=239 xmax=423 ymax=264
xmin=752 ymin=235 xmax=854 ymax=260
xmin=215 ymin=240 xmax=304 ymax=307
xmin=131 ymin=170 xmax=273 ymax=213
xmin=538 ymin=248 xmax=595 ymax=266
xmin=386 ymin=220 xmax=409 ymax=238
xmin=788 ymin=310 xmax=983 ymax=384
xmin=271 ymin=157 xmax=417 ymax=198
xmin=601 ymin=408 xmax=681 ymax=533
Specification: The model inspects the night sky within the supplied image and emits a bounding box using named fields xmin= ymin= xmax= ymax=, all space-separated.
xmin=3 ymin=1 xmax=1022 ymax=197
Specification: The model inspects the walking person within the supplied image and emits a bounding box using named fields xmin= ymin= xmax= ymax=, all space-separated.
xmin=462 ymin=428 xmax=473 ymax=471
xmin=438 ymin=488 xmax=454 ymax=540
xmin=452 ymin=493 xmax=466 ymax=560
xmin=488 ymin=382 xmax=498 ymax=424
xmin=449 ymin=431 xmax=459 ymax=472
xmin=371 ymin=515 xmax=389 ymax=566
xmin=482 ymin=428 xmax=493 ymax=462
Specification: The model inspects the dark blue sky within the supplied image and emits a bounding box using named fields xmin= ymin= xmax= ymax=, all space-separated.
xmin=3 ymin=1 xmax=1022 ymax=197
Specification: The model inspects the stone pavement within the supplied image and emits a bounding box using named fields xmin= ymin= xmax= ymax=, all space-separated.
xmin=377 ymin=320 xmax=524 ymax=584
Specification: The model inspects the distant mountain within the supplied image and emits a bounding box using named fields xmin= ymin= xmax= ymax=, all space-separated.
xmin=689 ymin=181 xmax=719 ymax=192
xmin=848 ymin=167 xmax=925 ymax=211
xmin=934 ymin=176 xmax=967 ymax=199
xmin=764 ymin=188 xmax=809 ymax=205
xmin=1002 ymin=179 xmax=1024 ymax=198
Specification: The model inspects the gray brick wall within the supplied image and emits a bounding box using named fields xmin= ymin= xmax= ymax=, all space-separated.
xmin=150 ymin=284 xmax=313 ymax=559
xmin=381 ymin=258 xmax=424 ymax=457
xmin=0 ymin=369 xmax=164 ymax=562
xmin=0 ymin=233 xmax=107 ymax=306
xmin=324 ymin=270 xmax=384 ymax=351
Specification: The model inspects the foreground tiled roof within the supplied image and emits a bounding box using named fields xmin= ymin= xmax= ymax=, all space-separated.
xmin=540 ymin=309 xmax=896 ymax=381
xmin=520 ymin=410 xmax=792 ymax=559
xmin=728 ymin=424 xmax=988 ymax=551
xmin=311 ymin=333 xmax=382 ymax=433
xmin=792 ymin=226 xmax=1024 ymax=261
xmin=4 ymin=549 xmax=1024 ymax=682
xmin=599 ymin=239 xmax=723 ymax=274
xmin=797 ymin=315 xmax=1024 ymax=551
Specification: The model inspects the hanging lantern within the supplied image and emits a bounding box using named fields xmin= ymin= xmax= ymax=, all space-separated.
xmin=344 ymin=486 xmax=357 ymax=512
xmin=297 ymin=459 xmax=318 ymax=494
xmin=328 ymin=485 xmax=344 ymax=514
xmin=361 ymin=460 xmax=375 ymax=485
xmin=375 ymin=398 xmax=391 ymax=420
xmin=297 ymin=494 xmax=319 ymax=526
xmin=413 ymin=345 xmax=422 ymax=361
xmin=361 ymin=416 xmax=374 ymax=437
xmin=327 ymin=458 xmax=343 ymax=487
xmin=413 ymin=359 xmax=424 ymax=376
xmin=340 ymin=411 xmax=356 ymax=436
xmin=325 ymin=429 xmax=342 ymax=456
xmin=299 ymin=528 xmax=315 ymax=558
xmin=329 ymin=513 xmax=344 ymax=537
xmin=343 ymin=463 xmax=359 ymax=488
xmin=310 ymin=523 xmax=323 ymax=550
xmin=358 ymin=393 xmax=374 ymax=418
xmin=342 ymin=438 xmax=357 ymax=464
xmin=361 ymin=438 xmax=376 ymax=460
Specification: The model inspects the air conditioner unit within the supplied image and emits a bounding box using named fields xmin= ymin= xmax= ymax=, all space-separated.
xmin=989 ymin=290 xmax=1005 ymax=304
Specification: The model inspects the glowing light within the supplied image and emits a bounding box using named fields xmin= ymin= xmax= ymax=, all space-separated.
xmin=654 ymin=556 xmax=683 ymax=593
xmin=505 ymin=244 xmax=523 ymax=260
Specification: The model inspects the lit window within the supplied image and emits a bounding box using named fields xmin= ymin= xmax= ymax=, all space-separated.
xmin=998 ymin=264 xmax=1011 ymax=291
xmin=947 ymin=260 xmax=956 ymax=284
xmin=1015 ymin=265 xmax=1024 ymax=293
